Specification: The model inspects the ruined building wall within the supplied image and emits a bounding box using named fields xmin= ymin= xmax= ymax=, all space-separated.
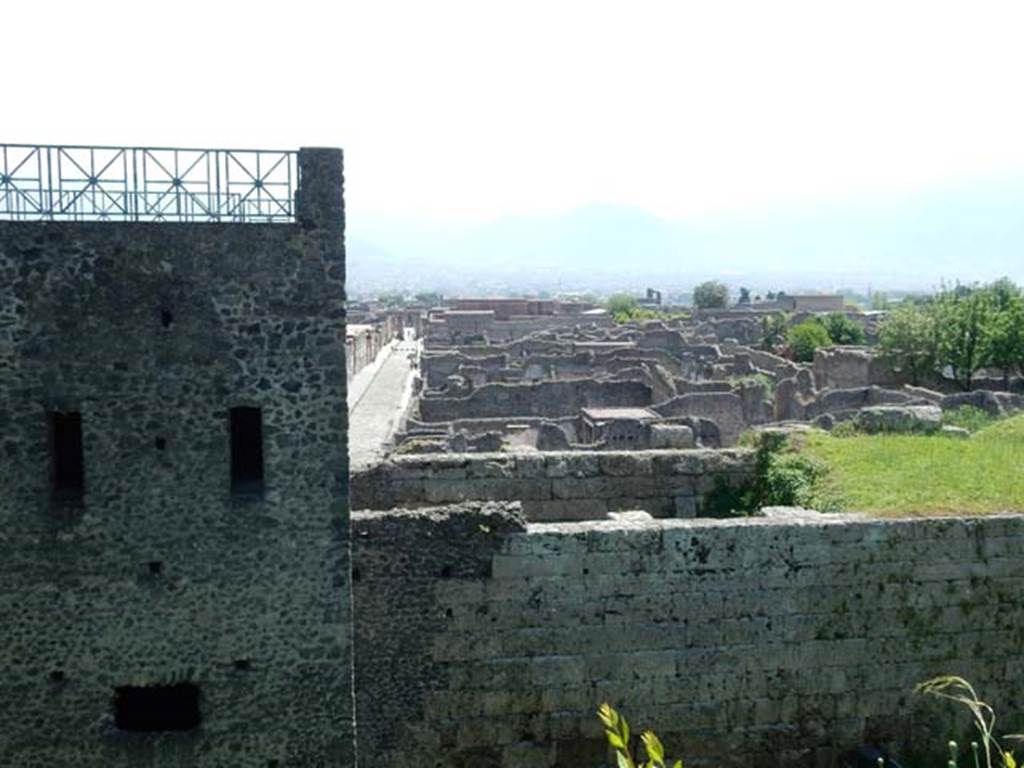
xmin=353 ymin=505 xmax=1024 ymax=768
xmin=0 ymin=149 xmax=354 ymax=767
xmin=813 ymin=346 xmax=901 ymax=390
xmin=418 ymin=379 xmax=653 ymax=421
xmin=351 ymin=449 xmax=755 ymax=520
xmin=654 ymin=391 xmax=752 ymax=445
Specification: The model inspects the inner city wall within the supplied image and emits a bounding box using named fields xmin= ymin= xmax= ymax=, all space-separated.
xmin=353 ymin=504 xmax=1024 ymax=768
xmin=350 ymin=449 xmax=756 ymax=520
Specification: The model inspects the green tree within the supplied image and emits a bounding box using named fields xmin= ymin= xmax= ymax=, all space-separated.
xmin=606 ymin=293 xmax=642 ymax=323
xmin=878 ymin=302 xmax=938 ymax=386
xmin=759 ymin=312 xmax=789 ymax=351
xmin=821 ymin=312 xmax=866 ymax=345
xmin=870 ymin=291 xmax=890 ymax=310
xmin=787 ymin=320 xmax=832 ymax=362
xmin=986 ymin=276 xmax=1021 ymax=311
xmin=606 ymin=293 xmax=638 ymax=316
xmin=983 ymin=282 xmax=1024 ymax=386
xmin=692 ymin=280 xmax=729 ymax=309
xmin=934 ymin=288 xmax=993 ymax=391
xmin=738 ymin=286 xmax=751 ymax=304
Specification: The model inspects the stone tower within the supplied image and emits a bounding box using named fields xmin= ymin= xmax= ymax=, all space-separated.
xmin=0 ymin=146 xmax=354 ymax=766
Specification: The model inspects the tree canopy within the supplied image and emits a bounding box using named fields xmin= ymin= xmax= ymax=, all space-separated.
xmin=821 ymin=312 xmax=866 ymax=345
xmin=692 ymin=281 xmax=729 ymax=309
xmin=787 ymin=321 xmax=832 ymax=363
xmin=878 ymin=279 xmax=1024 ymax=390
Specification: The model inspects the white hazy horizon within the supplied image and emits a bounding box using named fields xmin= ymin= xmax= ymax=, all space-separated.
xmin=8 ymin=0 xmax=1024 ymax=287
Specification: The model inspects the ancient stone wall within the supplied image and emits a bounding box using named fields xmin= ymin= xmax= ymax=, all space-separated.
xmin=352 ymin=504 xmax=1024 ymax=768
xmin=351 ymin=449 xmax=755 ymax=520
xmin=423 ymin=352 xmax=509 ymax=389
xmin=428 ymin=314 xmax=614 ymax=344
xmin=0 ymin=149 xmax=353 ymax=767
xmin=721 ymin=343 xmax=801 ymax=379
xmin=813 ymin=346 xmax=901 ymax=390
xmin=654 ymin=391 xmax=756 ymax=445
xmin=418 ymin=379 xmax=653 ymax=422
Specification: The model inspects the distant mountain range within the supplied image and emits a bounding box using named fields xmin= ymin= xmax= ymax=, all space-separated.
xmin=347 ymin=176 xmax=1024 ymax=296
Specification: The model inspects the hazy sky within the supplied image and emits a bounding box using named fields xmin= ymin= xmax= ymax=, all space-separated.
xmin=8 ymin=0 xmax=1024 ymax=231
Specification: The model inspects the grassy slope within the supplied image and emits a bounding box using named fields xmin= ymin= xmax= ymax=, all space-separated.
xmin=799 ymin=413 xmax=1024 ymax=516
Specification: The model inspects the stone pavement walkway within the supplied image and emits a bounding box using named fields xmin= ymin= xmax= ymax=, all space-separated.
xmin=348 ymin=340 xmax=419 ymax=471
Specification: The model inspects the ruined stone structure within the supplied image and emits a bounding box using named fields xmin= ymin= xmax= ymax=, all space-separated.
xmin=353 ymin=503 xmax=1024 ymax=768
xmin=427 ymin=302 xmax=613 ymax=343
xmin=0 ymin=146 xmax=353 ymax=767
xmin=351 ymin=449 xmax=754 ymax=520
xmin=347 ymin=321 xmax=396 ymax=383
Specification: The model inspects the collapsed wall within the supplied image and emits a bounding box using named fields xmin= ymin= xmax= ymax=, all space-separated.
xmin=350 ymin=449 xmax=755 ymax=520
xmin=353 ymin=504 xmax=1024 ymax=768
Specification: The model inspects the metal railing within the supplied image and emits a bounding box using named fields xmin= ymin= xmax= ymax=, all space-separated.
xmin=0 ymin=144 xmax=298 ymax=222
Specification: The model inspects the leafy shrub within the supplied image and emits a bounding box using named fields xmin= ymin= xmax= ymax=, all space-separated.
xmin=821 ymin=312 xmax=867 ymax=345
xmin=759 ymin=452 xmax=825 ymax=507
xmin=787 ymin=321 xmax=833 ymax=362
xmin=703 ymin=430 xmax=827 ymax=514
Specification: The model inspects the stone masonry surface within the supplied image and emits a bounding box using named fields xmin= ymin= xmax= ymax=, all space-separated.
xmin=350 ymin=448 xmax=756 ymax=520
xmin=0 ymin=149 xmax=354 ymax=767
xmin=353 ymin=504 xmax=1024 ymax=768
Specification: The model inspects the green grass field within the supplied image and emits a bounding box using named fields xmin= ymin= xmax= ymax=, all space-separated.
xmin=797 ymin=413 xmax=1024 ymax=516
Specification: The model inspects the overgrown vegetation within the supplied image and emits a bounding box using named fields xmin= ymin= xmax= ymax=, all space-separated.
xmin=787 ymin=320 xmax=833 ymax=362
xmin=942 ymin=405 xmax=996 ymax=433
xmin=821 ymin=311 xmax=867 ymax=345
xmin=703 ymin=430 xmax=826 ymax=515
xmin=748 ymin=431 xmax=826 ymax=508
xmin=783 ymin=312 xmax=867 ymax=362
xmin=798 ymin=413 xmax=1024 ymax=516
xmin=879 ymin=278 xmax=1024 ymax=390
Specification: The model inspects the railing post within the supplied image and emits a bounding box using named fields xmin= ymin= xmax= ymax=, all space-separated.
xmin=295 ymin=148 xmax=344 ymax=234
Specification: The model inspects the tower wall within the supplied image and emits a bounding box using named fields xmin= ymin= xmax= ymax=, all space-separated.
xmin=0 ymin=149 xmax=354 ymax=767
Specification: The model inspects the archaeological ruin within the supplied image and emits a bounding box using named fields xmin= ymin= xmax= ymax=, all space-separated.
xmin=3 ymin=142 xmax=1024 ymax=768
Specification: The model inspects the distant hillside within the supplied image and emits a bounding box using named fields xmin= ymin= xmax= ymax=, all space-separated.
xmin=348 ymin=176 xmax=1024 ymax=294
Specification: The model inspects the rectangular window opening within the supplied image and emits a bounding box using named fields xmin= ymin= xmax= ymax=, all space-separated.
xmin=113 ymin=682 xmax=201 ymax=732
xmin=230 ymin=406 xmax=264 ymax=495
xmin=50 ymin=411 xmax=84 ymax=502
